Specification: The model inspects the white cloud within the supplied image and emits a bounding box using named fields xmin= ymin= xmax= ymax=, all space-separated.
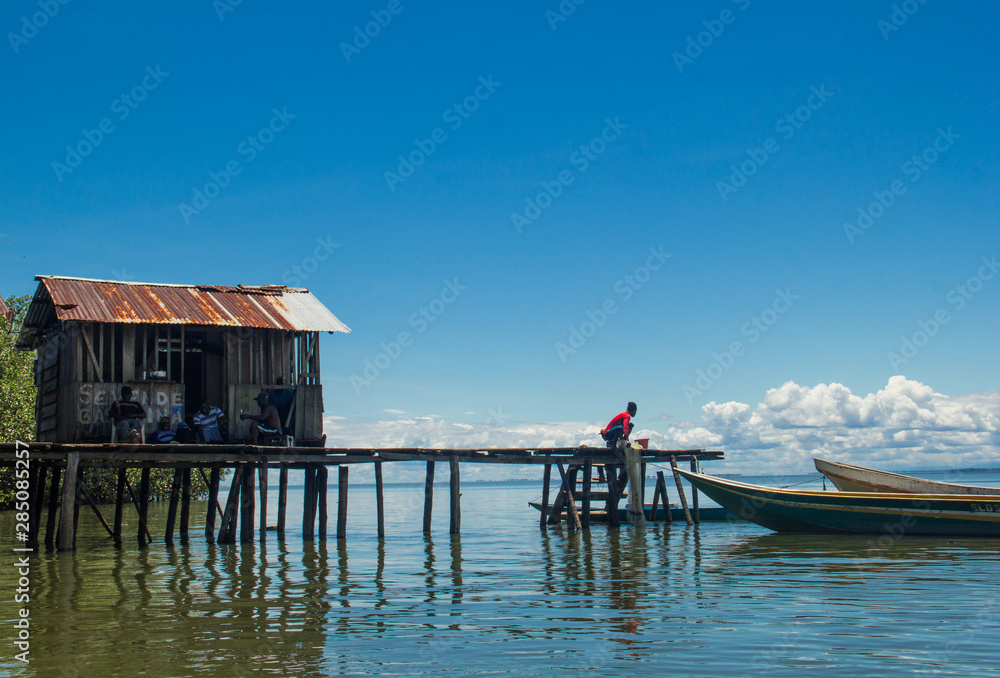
xmin=323 ymin=376 xmax=1000 ymax=479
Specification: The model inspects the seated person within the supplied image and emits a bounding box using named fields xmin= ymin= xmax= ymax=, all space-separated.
xmin=240 ymin=391 xmax=283 ymax=444
xmin=151 ymin=416 xmax=176 ymax=443
xmin=193 ymin=401 xmax=230 ymax=443
xmin=268 ymin=377 xmax=295 ymax=433
xmin=109 ymin=386 xmax=146 ymax=443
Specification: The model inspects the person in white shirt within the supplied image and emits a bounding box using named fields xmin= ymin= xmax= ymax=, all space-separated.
xmin=192 ymin=401 xmax=229 ymax=443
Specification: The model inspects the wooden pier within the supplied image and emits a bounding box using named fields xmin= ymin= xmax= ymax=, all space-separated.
xmin=0 ymin=442 xmax=723 ymax=551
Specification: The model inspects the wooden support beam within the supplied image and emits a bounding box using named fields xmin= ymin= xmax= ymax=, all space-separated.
xmin=556 ymin=463 xmax=582 ymax=530
xmin=649 ymin=472 xmax=663 ymax=522
xmin=180 ymin=468 xmax=191 ymax=545
xmin=113 ymin=468 xmax=126 ymax=547
xmin=689 ymin=459 xmax=700 ymax=524
xmin=606 ymin=463 xmax=621 ymax=528
xmin=335 ymin=465 xmax=347 ymax=539
xmin=240 ymin=463 xmax=255 ymax=543
xmin=625 ymin=445 xmax=647 ymax=527
xmin=302 ymin=465 xmax=316 ymax=540
xmin=670 ymin=456 xmax=693 ymax=525
xmin=318 ymin=465 xmax=329 ymax=539
xmin=277 ymin=465 xmax=288 ymax=536
xmin=124 ymin=474 xmax=153 ymax=544
xmin=581 ymin=459 xmax=592 ymax=530
xmin=659 ymin=472 xmax=672 ymax=523
xmin=138 ymin=467 xmax=151 ymax=548
xmin=217 ymin=467 xmax=243 ymax=544
xmin=258 ymin=461 xmax=268 ymax=537
xmin=165 ymin=469 xmax=182 ymax=546
xmin=375 ymin=462 xmax=385 ymax=539
xmin=539 ymin=463 xmax=551 ymax=529
xmin=57 ymin=452 xmax=79 ymax=551
xmin=78 ymin=482 xmax=115 ymax=538
xmin=422 ymin=460 xmax=434 ymax=533
xmin=203 ymin=466 xmax=221 ymax=539
xmin=449 ymin=456 xmax=461 ymax=535
xmin=45 ymin=467 xmax=60 ymax=550
xmin=28 ymin=465 xmax=44 ymax=551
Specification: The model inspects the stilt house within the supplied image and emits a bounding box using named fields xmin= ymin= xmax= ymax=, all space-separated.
xmin=15 ymin=276 xmax=351 ymax=444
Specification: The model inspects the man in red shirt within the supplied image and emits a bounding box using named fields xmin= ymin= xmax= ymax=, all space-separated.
xmin=601 ymin=402 xmax=637 ymax=448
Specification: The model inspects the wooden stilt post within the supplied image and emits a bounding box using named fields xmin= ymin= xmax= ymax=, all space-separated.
xmin=422 ymin=460 xmax=434 ymax=533
xmin=302 ymin=465 xmax=316 ymax=540
xmin=28 ymin=465 xmax=45 ymax=551
xmin=259 ymin=460 xmax=268 ymax=537
xmin=449 ymin=457 xmax=461 ymax=535
xmin=240 ymin=463 xmax=255 ymax=543
xmin=180 ymin=468 xmax=191 ymax=546
xmin=165 ymin=469 xmax=183 ymax=546
xmin=606 ymin=463 xmax=621 ymax=528
xmin=58 ymin=453 xmax=80 ymax=551
xmin=45 ymin=467 xmax=61 ymax=550
xmin=670 ymin=456 xmax=693 ymax=525
xmin=318 ymin=465 xmax=329 ymax=538
xmin=649 ymin=472 xmax=663 ymax=522
xmin=540 ymin=463 xmax=551 ymax=529
xmin=375 ymin=462 xmax=385 ymax=539
xmin=113 ymin=468 xmax=126 ymax=547
xmin=689 ymin=458 xmax=700 ymax=524
xmin=336 ymin=465 xmax=348 ymax=539
xmin=277 ymin=465 xmax=288 ymax=537
xmin=218 ymin=467 xmax=243 ymax=544
xmin=204 ymin=466 xmax=221 ymax=539
xmin=659 ymin=472 xmax=672 ymax=523
xmin=556 ymin=463 xmax=581 ymax=530
xmin=581 ymin=459 xmax=592 ymax=530
xmin=138 ymin=467 xmax=151 ymax=548
xmin=625 ymin=444 xmax=647 ymax=527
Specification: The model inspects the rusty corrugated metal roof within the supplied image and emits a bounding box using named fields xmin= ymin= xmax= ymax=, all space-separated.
xmin=16 ymin=276 xmax=350 ymax=347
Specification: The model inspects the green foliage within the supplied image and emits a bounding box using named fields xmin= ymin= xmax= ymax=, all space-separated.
xmin=0 ymin=295 xmax=35 ymax=507
xmin=0 ymin=295 xmax=34 ymax=443
xmin=0 ymin=294 xmax=225 ymax=507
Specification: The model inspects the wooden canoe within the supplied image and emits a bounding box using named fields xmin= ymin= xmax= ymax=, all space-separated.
xmin=675 ymin=468 xmax=1000 ymax=536
xmin=814 ymin=458 xmax=1000 ymax=496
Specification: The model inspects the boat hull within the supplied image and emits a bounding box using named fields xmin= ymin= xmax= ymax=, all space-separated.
xmin=814 ymin=458 xmax=1000 ymax=496
xmin=675 ymin=469 xmax=1000 ymax=537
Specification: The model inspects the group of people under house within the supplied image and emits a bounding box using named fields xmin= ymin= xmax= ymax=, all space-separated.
xmin=108 ymin=378 xmax=294 ymax=445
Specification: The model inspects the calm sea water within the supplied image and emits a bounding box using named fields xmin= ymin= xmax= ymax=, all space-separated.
xmin=2 ymin=469 xmax=999 ymax=677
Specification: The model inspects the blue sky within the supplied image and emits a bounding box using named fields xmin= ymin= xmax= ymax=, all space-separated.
xmin=2 ymin=1 xmax=998 ymax=473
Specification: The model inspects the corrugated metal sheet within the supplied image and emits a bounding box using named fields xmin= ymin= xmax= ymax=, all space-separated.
xmin=17 ymin=276 xmax=350 ymax=347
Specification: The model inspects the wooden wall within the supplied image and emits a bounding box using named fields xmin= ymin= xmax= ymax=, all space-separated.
xmin=33 ymin=321 xmax=327 ymax=443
